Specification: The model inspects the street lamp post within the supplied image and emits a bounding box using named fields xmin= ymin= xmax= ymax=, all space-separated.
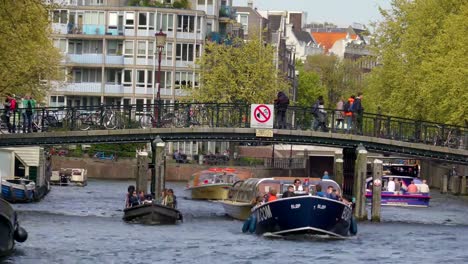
xmin=153 ymin=29 xmax=167 ymax=127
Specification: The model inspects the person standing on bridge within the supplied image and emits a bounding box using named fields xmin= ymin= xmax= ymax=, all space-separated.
xmin=343 ymin=95 xmax=355 ymax=133
xmin=353 ymin=93 xmax=364 ymax=135
xmin=274 ymin=91 xmax=289 ymax=129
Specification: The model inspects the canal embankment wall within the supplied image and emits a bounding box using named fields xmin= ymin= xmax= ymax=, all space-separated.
xmin=50 ymin=156 xmax=306 ymax=181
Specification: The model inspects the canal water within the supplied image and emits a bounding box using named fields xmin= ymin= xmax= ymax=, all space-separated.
xmin=3 ymin=180 xmax=468 ymax=264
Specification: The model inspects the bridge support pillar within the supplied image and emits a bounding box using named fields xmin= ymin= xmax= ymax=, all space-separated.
xmin=334 ymin=158 xmax=344 ymax=188
xmin=353 ymin=144 xmax=368 ymax=221
xmin=371 ymin=159 xmax=383 ymax=222
xmin=451 ymin=176 xmax=460 ymax=195
xmin=461 ymin=176 xmax=467 ymax=195
xmin=441 ymin=174 xmax=448 ymax=194
xmin=135 ymin=152 xmax=149 ymax=194
xmin=151 ymin=138 xmax=166 ymax=200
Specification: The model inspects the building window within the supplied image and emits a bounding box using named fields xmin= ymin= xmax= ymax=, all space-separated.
xmin=84 ymin=11 xmax=105 ymax=25
xmin=125 ymin=12 xmax=135 ymax=29
xmin=68 ymin=40 xmax=82 ymax=54
xmin=136 ymin=70 xmax=145 ymax=87
xmin=137 ymin=41 xmax=146 ymax=58
xmin=176 ymin=43 xmax=197 ymax=62
xmin=123 ymin=69 xmax=132 ymax=86
xmin=52 ymin=10 xmax=68 ymax=24
xmin=237 ymin=14 xmax=248 ymax=33
xmin=177 ymin=15 xmax=195 ymax=33
xmin=81 ymin=40 xmax=103 ymax=54
xmin=157 ymin=13 xmax=174 ymax=32
xmin=166 ymin=43 xmax=173 ymax=61
xmin=106 ymin=69 xmax=122 ymax=84
xmin=124 ymin=40 xmax=134 ymax=56
xmin=196 ymin=16 xmax=201 ymax=33
xmin=107 ymin=40 xmax=123 ymax=55
xmin=53 ymin=39 xmax=67 ymax=53
xmin=174 ymin=71 xmax=193 ymax=89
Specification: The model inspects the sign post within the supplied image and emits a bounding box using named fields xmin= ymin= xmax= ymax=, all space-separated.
xmin=250 ymin=104 xmax=274 ymax=137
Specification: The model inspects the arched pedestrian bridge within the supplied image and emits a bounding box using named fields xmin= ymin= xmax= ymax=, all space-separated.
xmin=0 ymin=103 xmax=466 ymax=165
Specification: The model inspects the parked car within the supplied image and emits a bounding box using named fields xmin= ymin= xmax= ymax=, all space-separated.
xmin=93 ymin=152 xmax=116 ymax=160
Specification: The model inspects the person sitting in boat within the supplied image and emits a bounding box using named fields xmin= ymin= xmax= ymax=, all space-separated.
xmin=387 ymin=177 xmax=396 ymax=192
xmin=394 ymin=178 xmax=401 ymax=193
xmin=407 ymin=181 xmax=418 ymax=193
xmin=315 ymin=184 xmax=325 ymax=197
xmin=293 ymin=179 xmax=303 ymax=193
xmin=335 ymin=189 xmax=351 ymax=205
xmin=265 ymin=188 xmax=278 ymax=202
xmin=162 ymin=189 xmax=175 ymax=208
xmin=420 ymin=180 xmax=430 ymax=193
xmin=129 ymin=190 xmax=140 ymax=207
xmin=400 ymin=179 xmax=408 ymax=193
xmin=251 ymin=196 xmax=264 ymax=209
xmin=125 ymin=185 xmax=136 ymax=208
xmin=325 ymin=186 xmax=338 ymax=200
xmin=282 ymin=185 xmax=296 ymax=198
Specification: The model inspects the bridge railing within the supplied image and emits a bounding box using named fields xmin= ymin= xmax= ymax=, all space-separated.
xmin=1 ymin=103 xmax=466 ymax=150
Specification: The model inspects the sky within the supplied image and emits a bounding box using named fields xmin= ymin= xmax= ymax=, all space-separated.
xmin=233 ymin=0 xmax=392 ymax=28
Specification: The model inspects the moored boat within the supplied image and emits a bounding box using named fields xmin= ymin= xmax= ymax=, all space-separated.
xmin=185 ymin=167 xmax=253 ymax=200
xmin=0 ymin=198 xmax=28 ymax=257
xmin=123 ymin=203 xmax=183 ymax=225
xmin=248 ymin=179 xmax=355 ymax=238
xmin=1 ymin=178 xmax=35 ymax=203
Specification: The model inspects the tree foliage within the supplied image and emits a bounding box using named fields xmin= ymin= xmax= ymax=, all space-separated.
xmin=364 ymin=0 xmax=468 ymax=125
xmin=295 ymin=62 xmax=325 ymax=107
xmin=301 ymin=54 xmax=363 ymax=108
xmin=0 ymin=0 xmax=61 ymax=100
xmin=186 ymin=35 xmax=289 ymax=104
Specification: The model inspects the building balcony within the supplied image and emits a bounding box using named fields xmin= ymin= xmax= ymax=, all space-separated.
xmin=106 ymin=55 xmax=124 ymax=65
xmin=135 ymin=87 xmax=172 ymax=96
xmin=195 ymin=4 xmax=215 ymax=16
xmin=56 ymin=83 xmax=101 ymax=94
xmin=206 ymin=32 xmax=233 ymax=45
xmin=67 ymin=54 xmax=103 ymax=64
xmin=219 ymin=6 xmax=236 ymax=20
xmin=104 ymin=84 xmax=131 ymax=94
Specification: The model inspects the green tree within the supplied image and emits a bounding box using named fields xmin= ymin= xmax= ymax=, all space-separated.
xmin=186 ymin=35 xmax=289 ymax=103
xmin=303 ymin=54 xmax=362 ymax=107
xmin=365 ymin=0 xmax=468 ymax=125
xmin=0 ymin=0 xmax=62 ymax=100
xmin=295 ymin=63 xmax=325 ymax=107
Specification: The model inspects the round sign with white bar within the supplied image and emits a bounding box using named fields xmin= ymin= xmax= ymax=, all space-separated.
xmin=250 ymin=104 xmax=274 ymax=129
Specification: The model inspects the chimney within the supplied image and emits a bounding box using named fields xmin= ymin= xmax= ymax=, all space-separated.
xmin=247 ymin=0 xmax=253 ymax=9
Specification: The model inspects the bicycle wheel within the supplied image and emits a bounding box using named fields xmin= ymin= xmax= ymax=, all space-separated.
xmin=78 ymin=114 xmax=91 ymax=131
xmin=103 ymin=113 xmax=117 ymax=130
xmin=139 ymin=114 xmax=154 ymax=129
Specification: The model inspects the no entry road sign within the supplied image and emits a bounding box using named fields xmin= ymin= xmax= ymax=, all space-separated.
xmin=250 ymin=104 xmax=274 ymax=129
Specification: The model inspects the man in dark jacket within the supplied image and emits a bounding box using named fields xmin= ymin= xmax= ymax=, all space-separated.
xmin=353 ymin=92 xmax=364 ymax=134
xmin=282 ymin=185 xmax=296 ymax=198
xmin=274 ymin=91 xmax=289 ymax=129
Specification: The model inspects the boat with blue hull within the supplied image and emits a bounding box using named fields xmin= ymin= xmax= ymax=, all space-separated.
xmin=252 ymin=195 xmax=353 ymax=238
xmin=0 ymin=198 xmax=28 ymax=257
xmin=1 ymin=179 xmax=35 ymax=203
xmin=365 ymin=173 xmax=431 ymax=207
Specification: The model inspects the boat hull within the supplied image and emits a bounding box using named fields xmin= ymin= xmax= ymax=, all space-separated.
xmin=185 ymin=184 xmax=231 ymax=200
xmin=0 ymin=199 xmax=15 ymax=257
xmin=253 ymin=196 xmax=352 ymax=238
xmin=219 ymin=201 xmax=252 ymax=221
xmin=1 ymin=180 xmax=35 ymax=203
xmin=123 ymin=203 xmax=183 ymax=225
xmin=366 ymin=192 xmax=431 ymax=207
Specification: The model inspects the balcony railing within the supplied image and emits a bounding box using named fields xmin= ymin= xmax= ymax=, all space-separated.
xmin=67 ymin=54 xmax=103 ymax=64
xmin=219 ymin=6 xmax=236 ymax=20
xmin=56 ymin=83 xmax=101 ymax=94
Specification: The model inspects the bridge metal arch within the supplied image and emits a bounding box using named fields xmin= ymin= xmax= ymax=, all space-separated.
xmin=0 ymin=128 xmax=466 ymax=165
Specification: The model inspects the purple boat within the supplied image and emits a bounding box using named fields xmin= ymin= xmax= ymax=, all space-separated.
xmin=365 ymin=164 xmax=431 ymax=207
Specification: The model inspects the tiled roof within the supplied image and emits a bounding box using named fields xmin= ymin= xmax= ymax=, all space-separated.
xmin=293 ymin=30 xmax=313 ymax=44
xmin=311 ymin=32 xmax=357 ymax=52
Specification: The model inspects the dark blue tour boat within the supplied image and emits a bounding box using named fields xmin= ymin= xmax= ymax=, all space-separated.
xmin=244 ymin=178 xmax=356 ymax=238
xmin=0 ymin=198 xmax=28 ymax=257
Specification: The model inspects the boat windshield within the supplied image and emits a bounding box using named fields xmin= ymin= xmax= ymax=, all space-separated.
xmin=383 ymin=164 xmax=419 ymax=177
xmin=189 ymin=170 xmax=240 ymax=187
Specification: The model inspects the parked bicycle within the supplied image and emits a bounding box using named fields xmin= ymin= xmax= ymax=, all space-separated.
xmin=77 ymin=107 xmax=118 ymax=131
xmin=433 ymin=125 xmax=460 ymax=148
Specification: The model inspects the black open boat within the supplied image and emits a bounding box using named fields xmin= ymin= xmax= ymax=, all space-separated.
xmin=0 ymin=198 xmax=28 ymax=257
xmin=123 ymin=203 xmax=183 ymax=225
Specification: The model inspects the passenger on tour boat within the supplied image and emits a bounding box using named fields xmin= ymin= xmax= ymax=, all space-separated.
xmin=420 ymin=180 xmax=430 ymax=193
xmin=336 ymin=190 xmax=351 ymax=205
xmin=407 ymin=181 xmax=418 ymax=193
xmin=394 ymin=178 xmax=401 ymax=192
xmin=266 ymin=188 xmax=278 ymax=202
xmin=387 ymin=177 xmax=396 ymax=192
xmin=325 ymin=186 xmax=338 ymax=200
xmin=125 ymin=185 xmax=136 ymax=208
xmin=162 ymin=189 xmax=176 ymax=208
xmin=282 ymin=185 xmax=296 ymax=198
xmin=293 ymin=179 xmax=303 ymax=192
xmin=400 ymin=179 xmax=408 ymax=192
xmin=315 ymin=185 xmax=325 ymax=197
xmin=128 ymin=191 xmax=140 ymax=207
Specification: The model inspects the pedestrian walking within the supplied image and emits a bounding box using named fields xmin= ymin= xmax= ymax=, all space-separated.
xmin=343 ymin=95 xmax=355 ymax=133
xmin=335 ymin=97 xmax=344 ymax=130
xmin=274 ymin=91 xmax=289 ymax=129
xmin=353 ymin=92 xmax=364 ymax=135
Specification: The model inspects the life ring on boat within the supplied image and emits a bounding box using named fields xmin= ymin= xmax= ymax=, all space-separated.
xmin=349 ymin=216 xmax=358 ymax=235
xmin=248 ymin=215 xmax=256 ymax=233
